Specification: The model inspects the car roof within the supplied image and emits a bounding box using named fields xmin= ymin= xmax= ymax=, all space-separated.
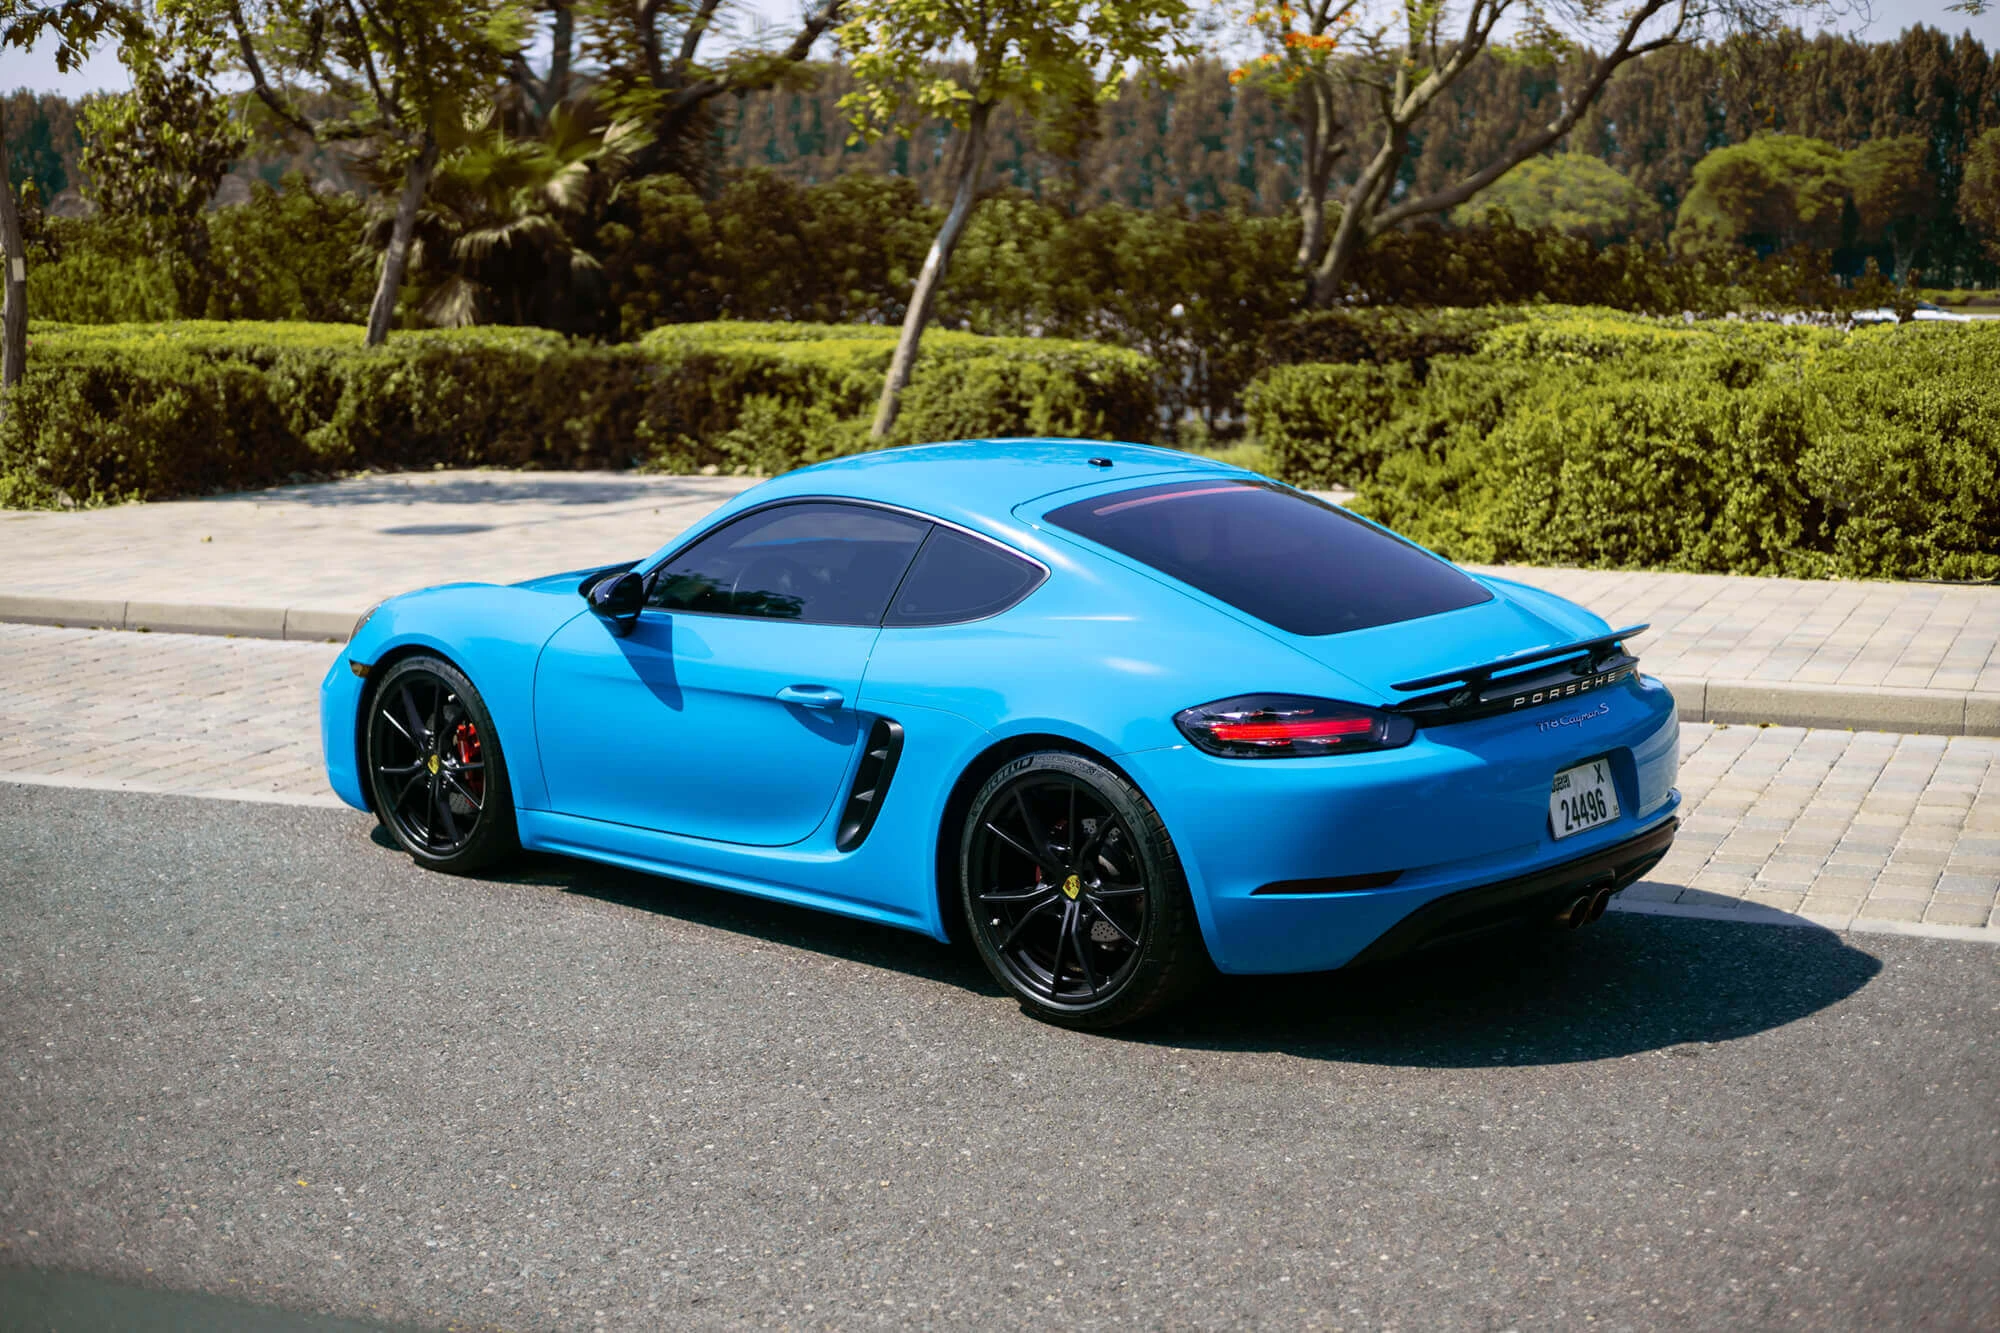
xmin=741 ymin=438 xmax=1249 ymax=539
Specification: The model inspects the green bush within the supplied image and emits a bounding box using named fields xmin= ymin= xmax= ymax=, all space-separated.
xmin=1262 ymin=306 xmax=1527 ymax=370
xmin=202 ymin=178 xmax=375 ymax=323
xmin=0 ymin=321 xmax=1158 ymax=508
xmin=1248 ymin=357 xmax=1538 ymax=490
xmin=26 ymin=216 xmax=180 ymax=325
xmin=1249 ymin=309 xmax=2000 ymax=581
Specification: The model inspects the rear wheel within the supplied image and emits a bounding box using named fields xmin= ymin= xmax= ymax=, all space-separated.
xmin=365 ymin=656 xmax=517 ymax=874
xmin=960 ymin=751 xmax=1206 ymax=1029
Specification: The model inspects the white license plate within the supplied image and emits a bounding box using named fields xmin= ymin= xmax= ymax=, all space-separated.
xmin=1550 ymin=758 xmax=1620 ymax=840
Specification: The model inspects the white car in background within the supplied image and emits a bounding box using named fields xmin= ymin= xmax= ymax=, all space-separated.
xmin=1850 ymin=301 xmax=1974 ymax=325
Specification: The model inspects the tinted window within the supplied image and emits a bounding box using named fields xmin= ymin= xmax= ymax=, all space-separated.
xmin=1045 ymin=481 xmax=1491 ymax=635
xmin=648 ymin=502 xmax=930 ymax=625
xmin=884 ymin=527 xmax=1045 ymax=626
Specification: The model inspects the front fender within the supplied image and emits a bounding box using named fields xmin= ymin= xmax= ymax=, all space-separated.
xmin=326 ymin=584 xmax=590 ymax=814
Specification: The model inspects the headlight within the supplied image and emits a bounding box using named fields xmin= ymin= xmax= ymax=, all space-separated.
xmin=350 ymin=598 xmax=388 ymax=640
xmin=1174 ymin=694 xmax=1416 ymax=759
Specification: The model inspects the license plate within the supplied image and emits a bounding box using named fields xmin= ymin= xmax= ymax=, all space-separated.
xmin=1550 ymin=758 xmax=1620 ymax=840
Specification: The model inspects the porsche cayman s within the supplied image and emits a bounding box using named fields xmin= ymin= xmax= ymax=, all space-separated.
xmin=321 ymin=440 xmax=1680 ymax=1028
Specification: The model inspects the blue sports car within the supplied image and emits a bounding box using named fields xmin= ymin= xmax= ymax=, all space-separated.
xmin=321 ymin=439 xmax=1679 ymax=1027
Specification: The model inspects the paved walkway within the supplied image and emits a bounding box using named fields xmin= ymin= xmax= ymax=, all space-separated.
xmin=3 ymin=470 xmax=1997 ymax=734
xmin=1 ymin=623 xmax=1993 ymax=940
xmin=0 ymin=471 xmax=755 ymax=639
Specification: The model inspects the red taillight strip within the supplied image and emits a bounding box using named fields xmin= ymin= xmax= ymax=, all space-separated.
xmin=1207 ymin=717 xmax=1375 ymax=742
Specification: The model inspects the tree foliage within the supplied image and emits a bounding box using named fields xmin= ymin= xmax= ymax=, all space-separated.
xmin=714 ymin=24 xmax=2000 ymax=286
xmin=563 ymin=0 xmax=847 ymax=184
xmin=387 ymin=100 xmax=647 ymax=331
xmin=1450 ymin=152 xmax=1661 ymax=243
xmin=835 ymin=0 xmax=1198 ymax=436
xmin=1960 ymin=127 xmax=2000 ymax=261
xmin=1228 ymin=1 xmax=1821 ymax=303
xmin=211 ymin=0 xmax=531 ymax=342
xmin=79 ymin=20 xmax=247 ymax=314
xmin=1674 ymin=134 xmax=1850 ymax=254
xmin=1845 ymin=135 xmax=1938 ymax=282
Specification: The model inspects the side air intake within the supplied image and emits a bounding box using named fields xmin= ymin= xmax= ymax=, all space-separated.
xmin=835 ymin=718 xmax=904 ymax=852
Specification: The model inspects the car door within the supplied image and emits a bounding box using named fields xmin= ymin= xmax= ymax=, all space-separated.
xmin=534 ymin=500 xmax=931 ymax=846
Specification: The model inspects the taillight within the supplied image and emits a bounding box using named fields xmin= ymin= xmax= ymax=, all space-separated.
xmin=1174 ymin=694 xmax=1416 ymax=759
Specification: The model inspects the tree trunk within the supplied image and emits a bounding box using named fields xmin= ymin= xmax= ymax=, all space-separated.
xmin=1892 ymin=225 xmax=1920 ymax=290
xmin=1295 ymin=94 xmax=1326 ymax=271
xmin=365 ymin=135 xmax=438 ymax=348
xmin=871 ymin=103 xmax=989 ymax=442
xmin=1297 ymin=188 xmax=1326 ymax=274
xmin=1309 ymin=187 xmax=1370 ymax=307
xmin=1310 ymin=128 xmax=1407 ymax=307
xmin=0 ymin=137 xmax=27 ymax=398
xmin=548 ymin=2 xmax=574 ymax=110
xmin=1293 ymin=79 xmax=1342 ymax=274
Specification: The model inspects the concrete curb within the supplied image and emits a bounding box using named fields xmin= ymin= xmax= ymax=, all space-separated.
xmin=1607 ymin=896 xmax=2000 ymax=945
xmin=3 ymin=594 xmax=1998 ymax=737
xmin=0 ymin=593 xmax=358 ymax=643
xmin=1661 ymin=675 xmax=2000 ymax=738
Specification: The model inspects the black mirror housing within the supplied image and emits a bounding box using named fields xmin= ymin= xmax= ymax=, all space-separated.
xmin=588 ymin=570 xmax=645 ymax=635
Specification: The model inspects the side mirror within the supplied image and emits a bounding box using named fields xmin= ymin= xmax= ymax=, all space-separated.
xmin=588 ymin=571 xmax=645 ymax=636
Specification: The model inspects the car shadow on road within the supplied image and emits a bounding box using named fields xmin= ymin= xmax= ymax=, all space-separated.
xmin=466 ymin=846 xmax=1008 ymax=999
xmin=415 ymin=832 xmax=1883 ymax=1065
xmin=1145 ymin=912 xmax=1884 ymax=1067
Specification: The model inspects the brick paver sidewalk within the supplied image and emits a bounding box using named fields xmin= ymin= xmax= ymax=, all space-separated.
xmin=2 ymin=623 xmax=1994 ymax=938
xmin=3 ymin=469 xmax=1997 ymax=733
xmin=1474 ymin=566 xmax=2000 ymax=695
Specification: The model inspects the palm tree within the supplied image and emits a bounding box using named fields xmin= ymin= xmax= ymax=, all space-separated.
xmin=364 ymin=98 xmax=649 ymax=334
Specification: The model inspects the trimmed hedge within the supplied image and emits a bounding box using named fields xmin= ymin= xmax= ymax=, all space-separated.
xmin=1262 ymin=306 xmax=1528 ymax=370
xmin=1249 ymin=310 xmax=2000 ymax=581
xmin=0 ymin=321 xmax=1157 ymax=508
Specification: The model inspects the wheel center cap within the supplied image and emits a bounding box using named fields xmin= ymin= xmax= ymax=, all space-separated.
xmin=1061 ymin=873 xmax=1082 ymax=900
xmin=427 ymin=753 xmax=440 ymax=775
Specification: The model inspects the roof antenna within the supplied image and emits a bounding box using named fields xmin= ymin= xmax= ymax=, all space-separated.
xmin=1087 ymin=457 xmax=1113 ymax=468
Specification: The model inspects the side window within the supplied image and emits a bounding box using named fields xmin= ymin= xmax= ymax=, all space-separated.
xmin=883 ymin=527 xmax=1045 ymax=627
xmin=648 ymin=502 xmax=931 ymax=626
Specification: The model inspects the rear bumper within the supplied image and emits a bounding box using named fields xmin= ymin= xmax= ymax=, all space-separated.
xmin=1346 ymin=817 xmax=1676 ymax=968
xmin=1118 ymin=673 xmax=1682 ymax=974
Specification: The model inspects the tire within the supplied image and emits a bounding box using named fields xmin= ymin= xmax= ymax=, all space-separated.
xmin=960 ymin=751 xmax=1207 ymax=1029
xmin=364 ymin=655 xmax=518 ymax=875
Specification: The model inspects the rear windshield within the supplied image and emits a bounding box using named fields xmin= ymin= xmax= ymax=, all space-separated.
xmin=1044 ymin=480 xmax=1491 ymax=635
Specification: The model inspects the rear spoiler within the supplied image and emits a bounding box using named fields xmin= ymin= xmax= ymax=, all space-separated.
xmin=1388 ymin=625 xmax=1650 ymax=727
xmin=1390 ymin=624 xmax=1650 ymax=694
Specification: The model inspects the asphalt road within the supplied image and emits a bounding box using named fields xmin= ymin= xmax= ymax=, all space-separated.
xmin=1 ymin=784 xmax=1994 ymax=1331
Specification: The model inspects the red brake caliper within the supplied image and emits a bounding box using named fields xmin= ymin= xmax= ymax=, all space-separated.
xmin=453 ymin=722 xmax=483 ymax=798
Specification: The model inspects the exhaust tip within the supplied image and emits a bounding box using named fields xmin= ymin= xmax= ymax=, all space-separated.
xmin=1559 ymin=895 xmax=1592 ymax=930
xmin=1586 ymin=887 xmax=1613 ymax=923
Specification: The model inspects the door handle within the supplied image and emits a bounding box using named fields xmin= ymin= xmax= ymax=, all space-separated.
xmin=776 ymin=684 xmax=844 ymax=709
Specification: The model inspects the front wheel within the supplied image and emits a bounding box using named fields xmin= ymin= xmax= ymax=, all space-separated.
xmin=365 ymin=655 xmax=518 ymax=874
xmin=960 ymin=751 xmax=1207 ymax=1029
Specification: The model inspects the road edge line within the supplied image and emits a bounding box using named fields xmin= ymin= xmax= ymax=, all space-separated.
xmin=0 ymin=771 xmax=349 ymax=810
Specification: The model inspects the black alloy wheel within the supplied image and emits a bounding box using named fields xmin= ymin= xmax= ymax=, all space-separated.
xmin=961 ymin=751 xmax=1206 ymax=1029
xmin=365 ymin=656 xmax=517 ymax=873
